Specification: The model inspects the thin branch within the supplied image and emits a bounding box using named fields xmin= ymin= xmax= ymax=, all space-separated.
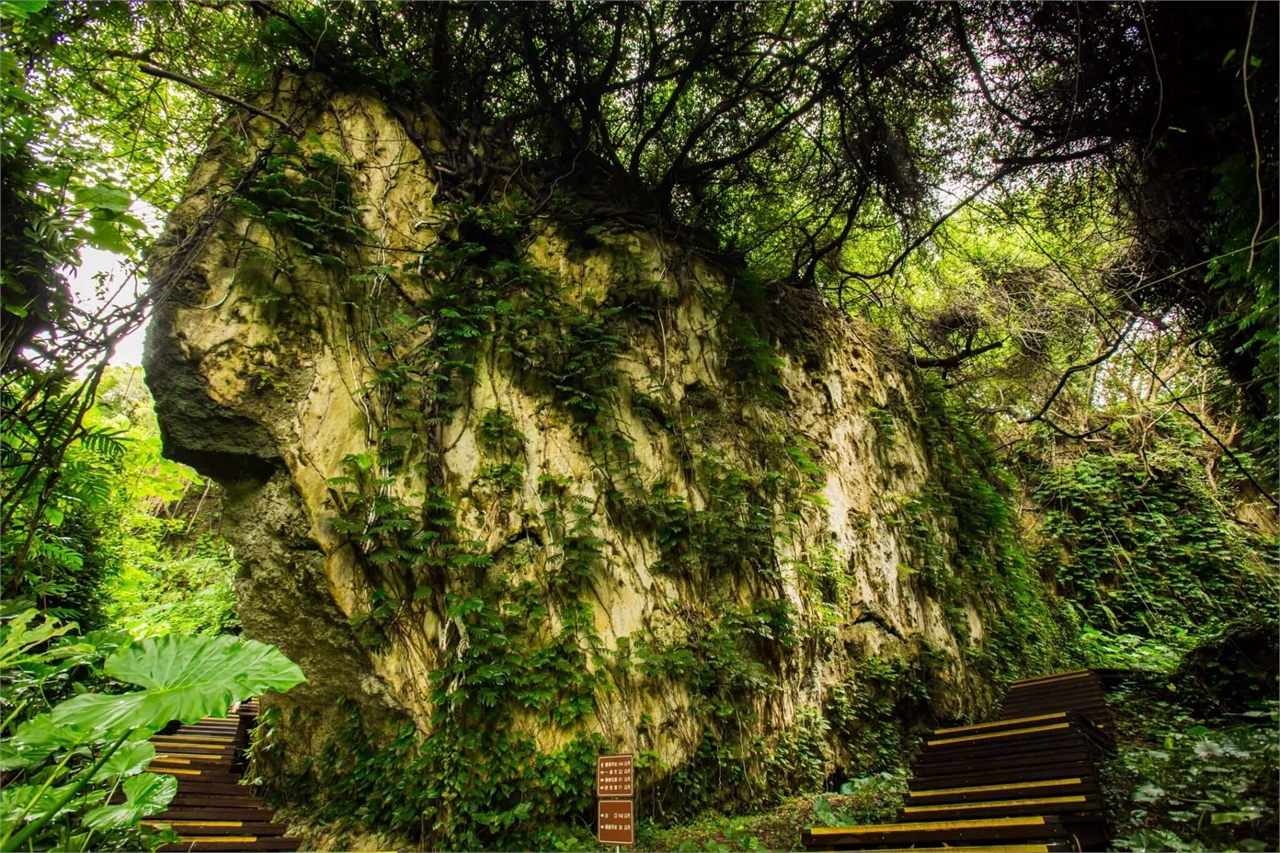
xmin=909 ymin=338 xmax=1006 ymax=370
xmin=1018 ymin=316 xmax=1136 ymax=425
xmin=1004 ymin=208 xmax=1279 ymax=506
xmin=1242 ymin=1 xmax=1265 ymax=273
xmin=138 ymin=63 xmax=297 ymax=135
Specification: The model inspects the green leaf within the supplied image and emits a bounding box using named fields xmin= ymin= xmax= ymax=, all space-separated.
xmin=90 ymin=739 xmax=154 ymax=781
xmin=0 ymin=0 xmax=48 ymax=21
xmin=73 ymin=182 xmax=132 ymax=214
xmin=0 ymin=609 xmax=78 ymax=669
xmin=4 ymin=713 xmax=86 ymax=769
xmin=1211 ymin=810 xmax=1261 ymax=825
xmin=50 ymin=635 xmax=305 ymax=739
xmin=81 ymin=773 xmax=176 ymax=831
xmin=1133 ymin=782 xmax=1166 ymax=803
xmin=0 ymin=782 xmax=91 ymax=827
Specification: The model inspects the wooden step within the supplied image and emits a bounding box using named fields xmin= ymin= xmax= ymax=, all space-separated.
xmin=809 ymin=846 xmax=1074 ymax=853
xmin=802 ymin=815 xmax=1096 ymax=848
xmin=916 ymin=735 xmax=1100 ymax=765
xmin=925 ymin=721 xmax=1077 ymax=747
xmin=151 ymin=736 xmax=237 ymax=747
xmin=1009 ymin=670 xmax=1092 ymax=686
xmin=915 ymin=744 xmax=1099 ymax=773
xmin=932 ymin=712 xmax=1070 ymax=737
xmin=149 ymin=753 xmax=238 ymax=765
xmin=1008 ymin=671 xmax=1094 ymax=688
xmin=900 ymin=794 xmax=1103 ymax=821
xmin=143 ymin=820 xmax=287 ymax=837
xmin=909 ymin=759 xmax=1098 ymax=790
xmin=907 ymin=778 xmax=1099 ymax=805
xmin=158 ymin=838 xmax=299 ymax=852
xmin=153 ymin=808 xmax=278 ymax=822
xmin=1001 ymin=698 xmax=1107 ymax=714
xmin=164 ymin=794 xmax=266 ymax=809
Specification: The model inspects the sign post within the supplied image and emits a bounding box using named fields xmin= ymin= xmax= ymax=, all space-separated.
xmin=596 ymin=754 xmax=634 ymax=847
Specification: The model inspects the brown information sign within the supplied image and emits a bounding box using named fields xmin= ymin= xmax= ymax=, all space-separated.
xmin=597 ymin=799 xmax=634 ymax=845
xmin=596 ymin=754 xmax=633 ymax=799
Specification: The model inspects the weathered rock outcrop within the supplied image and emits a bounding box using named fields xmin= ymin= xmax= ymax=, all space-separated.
xmin=145 ymin=76 xmax=1063 ymax=841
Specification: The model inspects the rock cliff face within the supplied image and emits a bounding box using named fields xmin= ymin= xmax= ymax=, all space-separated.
xmin=144 ymin=76 xmax=1059 ymax=836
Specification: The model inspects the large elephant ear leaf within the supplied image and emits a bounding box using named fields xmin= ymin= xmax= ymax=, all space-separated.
xmin=3 ymin=713 xmax=89 ymax=769
xmin=81 ymin=773 xmax=177 ymax=831
xmin=105 ymin=634 xmax=304 ymax=694
xmin=90 ymin=740 xmax=154 ymax=782
xmin=50 ymin=635 xmax=305 ymax=739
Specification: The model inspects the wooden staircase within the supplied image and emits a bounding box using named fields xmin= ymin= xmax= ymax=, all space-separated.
xmin=140 ymin=699 xmax=301 ymax=852
xmin=803 ymin=670 xmax=1115 ymax=852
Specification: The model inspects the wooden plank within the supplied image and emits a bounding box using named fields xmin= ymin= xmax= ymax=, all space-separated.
xmin=1001 ymin=697 xmax=1107 ymax=712
xmin=802 ymin=815 xmax=1077 ymax=848
xmin=165 ymin=788 xmax=267 ymax=804
xmin=154 ymin=733 xmax=238 ymax=741
xmin=805 ymin=846 xmax=1069 ymax=853
xmin=807 ymin=846 xmax=1071 ymax=853
xmin=143 ymin=821 xmax=287 ymax=837
xmin=916 ymin=732 xmax=1095 ymax=758
xmin=169 ymin=781 xmax=255 ymax=796
xmin=1001 ymin=697 xmax=1108 ymax=711
xmin=933 ymin=713 xmax=1068 ymax=736
xmin=900 ymin=795 xmax=1103 ymax=821
xmin=910 ymin=758 xmax=1097 ymax=786
xmin=1008 ymin=672 xmax=1094 ymax=689
xmin=154 ymin=809 xmax=277 ymax=822
xmin=927 ymin=724 xmax=1090 ymax=747
xmin=908 ymin=778 xmax=1099 ymax=804
xmin=926 ymin=722 xmax=1073 ymax=747
xmin=151 ymin=754 xmax=234 ymax=764
xmin=1002 ymin=689 xmax=1107 ymax=705
xmin=1008 ymin=666 xmax=1090 ymax=686
xmin=159 ymin=840 xmax=299 ymax=852
xmin=913 ymin=749 xmax=1098 ymax=778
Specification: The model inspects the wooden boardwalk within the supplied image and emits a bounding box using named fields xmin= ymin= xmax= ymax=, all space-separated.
xmin=803 ymin=670 xmax=1115 ymax=852
xmin=141 ymin=700 xmax=301 ymax=852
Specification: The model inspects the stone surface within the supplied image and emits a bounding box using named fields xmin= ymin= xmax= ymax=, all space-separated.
xmin=144 ymin=77 xmax=1027 ymax=812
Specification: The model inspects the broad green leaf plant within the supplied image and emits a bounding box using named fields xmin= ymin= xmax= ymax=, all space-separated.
xmin=0 ymin=613 xmax=304 ymax=852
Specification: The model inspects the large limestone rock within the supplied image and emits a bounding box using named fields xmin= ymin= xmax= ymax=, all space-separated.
xmin=145 ymin=76 xmax=1054 ymax=835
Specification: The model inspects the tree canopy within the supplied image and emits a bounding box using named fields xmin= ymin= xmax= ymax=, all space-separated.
xmin=3 ymin=1 xmax=1275 ymax=490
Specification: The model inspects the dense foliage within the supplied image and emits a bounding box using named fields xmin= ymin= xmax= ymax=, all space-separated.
xmin=1 ymin=0 xmax=1275 ymax=850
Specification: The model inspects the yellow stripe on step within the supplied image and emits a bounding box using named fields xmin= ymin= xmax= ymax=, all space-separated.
xmin=848 ymin=846 xmax=1054 ymax=853
xmin=150 ymin=757 xmax=192 ymax=764
xmin=144 ymin=820 xmax=243 ymax=828
xmin=1009 ymin=671 xmax=1091 ymax=689
xmin=934 ymin=712 xmax=1066 ymax=735
xmin=152 ymin=735 xmax=235 ymax=743
xmin=1010 ymin=669 xmax=1089 ymax=685
xmin=927 ymin=722 xmax=1069 ymax=746
xmin=910 ymin=778 xmax=1084 ymax=799
xmin=905 ymin=795 xmax=1087 ymax=813
xmin=146 ymin=767 xmax=201 ymax=776
xmin=177 ymin=838 xmax=257 ymax=844
xmin=809 ymin=816 xmax=1047 ymax=835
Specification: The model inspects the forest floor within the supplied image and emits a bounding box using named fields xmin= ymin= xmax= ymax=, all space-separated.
xmin=637 ymin=796 xmax=822 ymax=852
xmin=636 ymin=784 xmax=905 ymax=852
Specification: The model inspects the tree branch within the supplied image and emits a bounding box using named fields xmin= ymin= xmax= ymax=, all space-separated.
xmin=138 ymin=63 xmax=297 ymax=135
xmin=908 ymin=337 xmax=1005 ymax=369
